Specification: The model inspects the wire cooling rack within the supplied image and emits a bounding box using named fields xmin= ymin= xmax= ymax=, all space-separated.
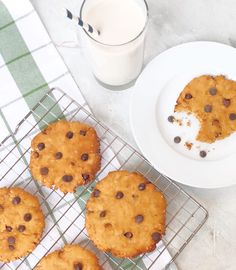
xmin=0 ymin=88 xmax=208 ymax=270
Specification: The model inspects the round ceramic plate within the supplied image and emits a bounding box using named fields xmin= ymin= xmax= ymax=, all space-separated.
xmin=130 ymin=41 xmax=236 ymax=188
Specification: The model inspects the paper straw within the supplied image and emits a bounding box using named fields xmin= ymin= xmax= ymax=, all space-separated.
xmin=66 ymin=9 xmax=100 ymax=36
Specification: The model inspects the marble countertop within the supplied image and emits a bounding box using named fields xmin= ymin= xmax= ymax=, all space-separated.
xmin=31 ymin=0 xmax=236 ymax=269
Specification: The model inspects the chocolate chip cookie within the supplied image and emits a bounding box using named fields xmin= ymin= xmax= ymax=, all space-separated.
xmin=175 ymin=75 xmax=236 ymax=143
xmin=35 ymin=244 xmax=102 ymax=270
xmin=30 ymin=121 xmax=101 ymax=193
xmin=0 ymin=187 xmax=45 ymax=262
xmin=86 ymin=171 xmax=166 ymax=258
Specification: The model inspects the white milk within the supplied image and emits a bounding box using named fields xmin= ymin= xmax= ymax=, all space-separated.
xmin=80 ymin=0 xmax=148 ymax=86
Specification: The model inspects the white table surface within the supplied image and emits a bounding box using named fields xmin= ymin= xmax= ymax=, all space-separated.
xmin=30 ymin=0 xmax=236 ymax=269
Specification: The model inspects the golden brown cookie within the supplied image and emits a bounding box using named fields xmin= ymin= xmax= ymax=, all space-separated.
xmin=86 ymin=171 xmax=166 ymax=258
xmin=0 ymin=187 xmax=45 ymax=262
xmin=175 ymin=75 xmax=236 ymax=143
xmin=35 ymin=244 xmax=102 ymax=270
xmin=30 ymin=121 xmax=101 ymax=193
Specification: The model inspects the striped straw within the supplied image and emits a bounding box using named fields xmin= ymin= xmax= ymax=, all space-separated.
xmin=66 ymin=9 xmax=100 ymax=36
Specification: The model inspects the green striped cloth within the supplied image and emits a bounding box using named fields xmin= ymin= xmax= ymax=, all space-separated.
xmin=0 ymin=1 xmax=175 ymax=269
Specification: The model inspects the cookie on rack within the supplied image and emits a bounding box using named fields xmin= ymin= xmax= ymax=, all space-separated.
xmin=86 ymin=171 xmax=166 ymax=258
xmin=30 ymin=121 xmax=101 ymax=193
xmin=35 ymin=244 xmax=102 ymax=270
xmin=0 ymin=187 xmax=45 ymax=262
xmin=175 ymin=75 xmax=236 ymax=143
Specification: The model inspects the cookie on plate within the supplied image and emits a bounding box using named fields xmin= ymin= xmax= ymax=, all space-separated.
xmin=30 ymin=121 xmax=101 ymax=193
xmin=35 ymin=244 xmax=102 ymax=270
xmin=0 ymin=187 xmax=45 ymax=262
xmin=175 ymin=75 xmax=236 ymax=143
xmin=86 ymin=171 xmax=166 ymax=258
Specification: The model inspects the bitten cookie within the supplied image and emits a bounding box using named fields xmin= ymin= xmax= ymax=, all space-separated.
xmin=0 ymin=187 xmax=45 ymax=262
xmin=35 ymin=244 xmax=102 ymax=270
xmin=30 ymin=121 xmax=101 ymax=193
xmin=86 ymin=171 xmax=166 ymax=258
xmin=175 ymin=75 xmax=236 ymax=143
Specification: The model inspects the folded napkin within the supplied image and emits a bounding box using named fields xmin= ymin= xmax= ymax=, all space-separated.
xmin=0 ymin=1 xmax=177 ymax=269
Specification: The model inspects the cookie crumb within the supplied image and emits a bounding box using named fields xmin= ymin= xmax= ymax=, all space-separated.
xmin=184 ymin=142 xmax=193 ymax=150
xmin=167 ymin=115 xmax=183 ymax=126
xmin=175 ymin=118 xmax=183 ymax=126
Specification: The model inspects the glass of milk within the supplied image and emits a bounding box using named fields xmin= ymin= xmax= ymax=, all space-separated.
xmin=79 ymin=0 xmax=149 ymax=87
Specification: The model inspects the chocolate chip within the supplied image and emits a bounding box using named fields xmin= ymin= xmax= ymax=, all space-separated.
xmin=152 ymin=232 xmax=161 ymax=242
xmin=168 ymin=116 xmax=174 ymax=123
xmin=100 ymin=211 xmax=106 ymax=218
xmin=200 ymin=151 xmax=207 ymax=158
xmin=74 ymin=263 xmax=83 ymax=270
xmin=37 ymin=143 xmax=45 ymax=151
xmin=9 ymin=245 xmax=15 ymax=251
xmin=124 ymin=232 xmax=133 ymax=239
xmin=6 ymin=226 xmax=12 ymax=232
xmin=104 ymin=223 xmax=112 ymax=229
xmin=8 ymin=236 xmax=15 ymax=245
xmin=185 ymin=93 xmax=192 ymax=99
xmin=204 ymin=104 xmax=212 ymax=113
xmin=82 ymin=174 xmax=90 ymax=183
xmin=55 ymin=152 xmax=63 ymax=160
xmin=40 ymin=167 xmax=49 ymax=175
xmin=12 ymin=196 xmax=21 ymax=205
xmin=135 ymin=215 xmax=144 ymax=224
xmin=209 ymin=87 xmax=217 ymax=96
xmin=18 ymin=225 xmax=26 ymax=232
xmin=66 ymin=131 xmax=74 ymax=139
xmin=33 ymin=151 xmax=39 ymax=158
xmin=174 ymin=136 xmax=181 ymax=144
xmin=42 ymin=128 xmax=49 ymax=135
xmin=116 ymin=191 xmax=124 ymax=199
xmin=62 ymin=175 xmax=73 ymax=182
xmin=24 ymin=213 xmax=32 ymax=222
xmin=229 ymin=113 xmax=236 ymax=120
xmin=81 ymin=153 xmax=89 ymax=161
xmin=58 ymin=250 xmax=64 ymax=257
xmin=0 ymin=205 xmax=3 ymax=212
xmin=223 ymin=98 xmax=231 ymax=107
xmin=138 ymin=183 xmax=146 ymax=191
xmin=93 ymin=189 xmax=100 ymax=197
xmin=212 ymin=119 xmax=220 ymax=126
xmin=79 ymin=130 xmax=87 ymax=136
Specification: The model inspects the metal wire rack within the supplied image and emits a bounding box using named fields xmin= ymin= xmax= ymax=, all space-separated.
xmin=0 ymin=88 xmax=208 ymax=270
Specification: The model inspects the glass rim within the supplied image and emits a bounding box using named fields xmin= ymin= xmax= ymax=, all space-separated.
xmin=79 ymin=0 xmax=149 ymax=47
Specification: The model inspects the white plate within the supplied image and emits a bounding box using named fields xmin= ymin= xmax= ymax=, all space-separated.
xmin=130 ymin=41 xmax=236 ymax=188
